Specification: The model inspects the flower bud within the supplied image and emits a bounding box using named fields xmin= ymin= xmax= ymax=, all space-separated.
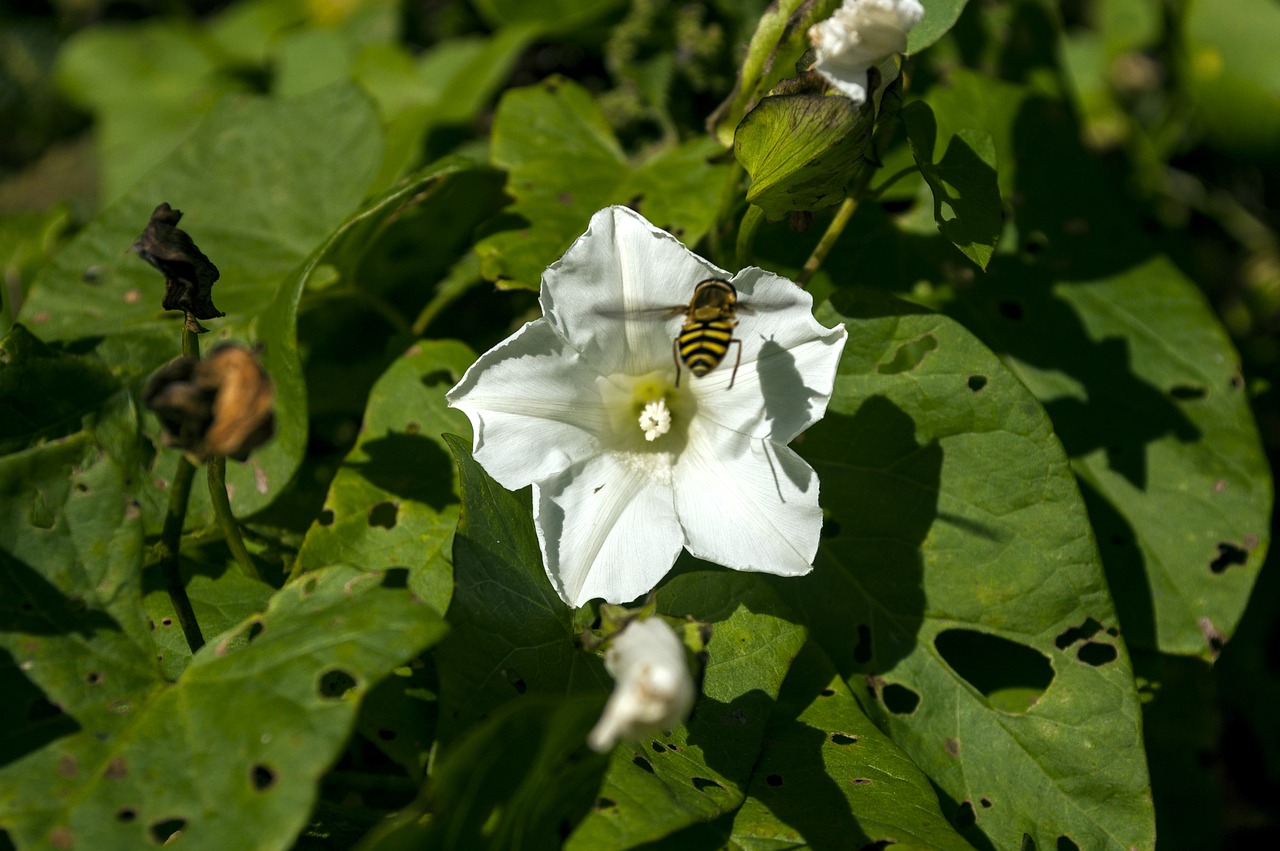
xmin=587 ymin=617 xmax=696 ymax=752
xmin=734 ymin=73 xmax=874 ymax=220
xmin=143 ymin=343 xmax=275 ymax=462
xmin=808 ymin=0 xmax=924 ymax=107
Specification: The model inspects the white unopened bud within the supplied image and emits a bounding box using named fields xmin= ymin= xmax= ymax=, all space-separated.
xmin=587 ymin=618 xmax=696 ymax=752
xmin=808 ymin=0 xmax=925 ymax=105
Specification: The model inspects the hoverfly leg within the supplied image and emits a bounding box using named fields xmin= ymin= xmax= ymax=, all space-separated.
xmin=727 ymin=339 xmax=743 ymax=390
xmin=671 ymin=337 xmax=683 ymax=387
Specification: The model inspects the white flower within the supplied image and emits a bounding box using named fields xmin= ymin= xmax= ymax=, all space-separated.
xmin=587 ymin=617 xmax=696 ymax=752
xmin=808 ymin=0 xmax=925 ymax=106
xmin=447 ymin=206 xmax=847 ymax=607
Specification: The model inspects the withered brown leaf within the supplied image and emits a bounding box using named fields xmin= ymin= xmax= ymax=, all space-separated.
xmin=143 ymin=344 xmax=275 ymax=462
xmin=132 ymin=202 xmax=224 ymax=332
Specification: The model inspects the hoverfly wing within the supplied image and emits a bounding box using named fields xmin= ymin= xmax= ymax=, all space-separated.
xmin=594 ymin=304 xmax=688 ymax=321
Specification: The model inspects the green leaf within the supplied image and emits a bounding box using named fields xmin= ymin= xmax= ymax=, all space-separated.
xmin=735 ymin=88 xmax=874 ymax=219
xmin=0 ymin=562 xmax=445 ymax=850
xmin=0 ymin=324 xmax=121 ymax=454
xmin=1184 ymin=0 xmax=1280 ymax=157
xmin=436 ymin=435 xmax=607 ymax=738
xmin=142 ymin=566 xmax=274 ymax=682
xmin=357 ymin=696 xmax=609 ymax=851
xmin=19 ymin=83 xmax=385 ymax=525
xmin=1136 ymin=651 xmax=1223 ymax=851
xmin=354 ymin=27 xmax=535 ymax=186
xmin=296 ymin=340 xmax=477 ymax=614
xmin=922 ymin=72 xmax=1273 ymax=657
xmin=730 ymin=642 xmax=975 ymax=849
xmin=476 ymin=77 xmax=733 ymax=290
xmin=273 ymin=27 xmax=354 ymax=98
xmin=440 ymin=439 xmax=809 ymax=847
xmin=54 ymin=21 xmax=243 ymax=204
xmin=566 ymin=572 xmax=807 ymax=848
xmin=0 ymin=207 xmax=71 ymax=332
xmin=901 ymin=100 xmax=1002 ymax=270
xmin=352 ymin=664 xmax=438 ymax=779
xmin=470 ymin=0 xmax=624 ymax=35
xmin=786 ymin=292 xmax=1154 ymax=850
xmin=908 ymin=0 xmax=973 ymax=54
xmin=0 ymin=435 xmax=157 ymax=752
xmin=21 ymin=84 xmax=382 ymax=342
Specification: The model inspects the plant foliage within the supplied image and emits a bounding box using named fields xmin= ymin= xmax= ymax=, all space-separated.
xmin=1 ymin=1 xmax=1276 ymax=849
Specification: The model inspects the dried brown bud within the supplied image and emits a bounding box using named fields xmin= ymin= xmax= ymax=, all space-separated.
xmin=143 ymin=344 xmax=275 ymax=462
xmin=132 ymin=202 xmax=224 ymax=333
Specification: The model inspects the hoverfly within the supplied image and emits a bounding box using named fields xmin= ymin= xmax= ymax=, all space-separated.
xmin=604 ymin=278 xmax=750 ymax=389
xmin=674 ymin=278 xmax=744 ymax=388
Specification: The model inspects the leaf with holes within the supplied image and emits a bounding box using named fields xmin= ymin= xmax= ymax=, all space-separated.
xmin=730 ymin=641 xmax=975 ymax=849
xmin=474 ymin=76 xmax=733 ymax=290
xmin=901 ymin=100 xmax=1002 ymax=270
xmin=0 ymin=434 xmax=159 ymax=807
xmin=142 ymin=567 xmax=274 ymax=682
xmin=18 ymin=83 xmax=383 ymax=528
xmin=775 ymin=291 xmax=1154 ymax=850
xmin=436 ymin=435 xmax=609 ymax=739
xmin=0 ymin=562 xmax=445 ymax=850
xmin=565 ymin=571 xmax=807 ymax=849
xmin=296 ymin=340 xmax=477 ymax=614
xmin=919 ymin=71 xmax=1274 ymax=658
xmin=439 ymin=440 xmax=809 ymax=847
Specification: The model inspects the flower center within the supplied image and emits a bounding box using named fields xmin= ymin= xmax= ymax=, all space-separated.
xmin=597 ymin=370 xmax=692 ymax=456
xmin=638 ymin=399 xmax=672 ymax=442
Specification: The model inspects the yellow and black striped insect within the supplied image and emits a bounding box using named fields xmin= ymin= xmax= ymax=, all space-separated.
xmin=600 ymin=278 xmax=760 ymax=388
xmin=673 ymin=278 xmax=744 ymax=388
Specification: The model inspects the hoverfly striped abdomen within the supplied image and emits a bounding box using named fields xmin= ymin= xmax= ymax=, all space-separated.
xmin=672 ymin=278 xmax=744 ymax=389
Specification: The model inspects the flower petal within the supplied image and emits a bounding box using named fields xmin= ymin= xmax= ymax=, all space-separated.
xmin=541 ymin=206 xmax=728 ymax=378
xmin=675 ymin=419 xmax=821 ymax=578
xmin=810 ymin=0 xmax=924 ymax=105
xmin=447 ymin=320 xmax=610 ymax=489
xmin=534 ymin=452 xmax=684 ymax=606
xmin=690 ymin=266 xmax=848 ymax=443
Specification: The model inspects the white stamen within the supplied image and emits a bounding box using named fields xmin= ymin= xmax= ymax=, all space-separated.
xmin=639 ymin=399 xmax=672 ymax=441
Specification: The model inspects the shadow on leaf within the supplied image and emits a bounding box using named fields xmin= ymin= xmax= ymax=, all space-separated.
xmin=348 ymin=432 xmax=456 ymax=512
xmin=782 ymin=397 xmax=942 ymax=678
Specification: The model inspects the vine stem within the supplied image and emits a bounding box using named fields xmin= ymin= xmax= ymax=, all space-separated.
xmin=159 ymin=326 xmax=205 ymax=654
xmin=735 ymin=204 xmax=765 ymax=271
xmin=160 ymin=457 xmax=203 ymax=653
xmin=207 ymin=456 xmax=262 ymax=581
xmin=795 ymin=196 xmax=858 ymax=289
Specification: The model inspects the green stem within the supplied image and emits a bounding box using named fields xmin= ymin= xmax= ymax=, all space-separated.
xmin=735 ymin=204 xmax=765 ymax=270
xmin=207 ymin=455 xmax=262 ymax=581
xmin=181 ymin=325 xmax=201 ymax=359
xmin=159 ymin=457 xmax=204 ymax=653
xmin=795 ymin=196 xmax=858 ymax=289
xmin=411 ymin=254 xmax=483 ymax=337
xmin=864 ymin=165 xmax=918 ymax=200
xmin=709 ymin=160 xmax=745 ymax=267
